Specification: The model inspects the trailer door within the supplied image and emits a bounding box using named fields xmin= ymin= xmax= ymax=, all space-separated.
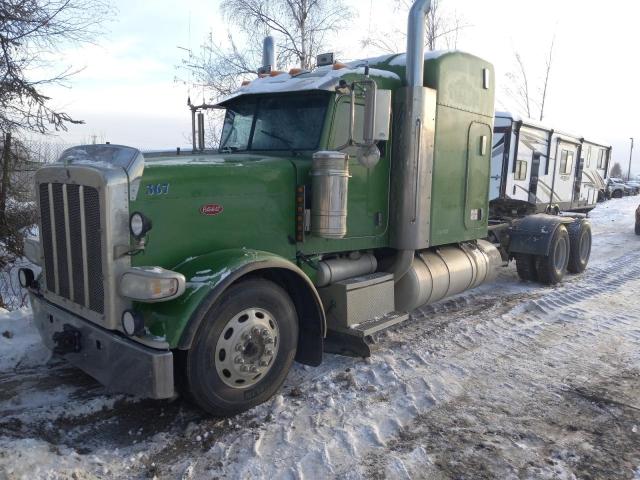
xmin=528 ymin=152 xmax=541 ymax=203
xmin=572 ymin=147 xmax=585 ymax=207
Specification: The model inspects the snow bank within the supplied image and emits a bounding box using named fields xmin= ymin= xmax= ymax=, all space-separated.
xmin=0 ymin=307 xmax=49 ymax=371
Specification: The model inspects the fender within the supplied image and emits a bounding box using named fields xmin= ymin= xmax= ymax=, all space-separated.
xmin=508 ymin=214 xmax=575 ymax=257
xmin=136 ymin=249 xmax=326 ymax=366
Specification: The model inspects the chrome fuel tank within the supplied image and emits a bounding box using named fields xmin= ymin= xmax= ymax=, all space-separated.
xmin=395 ymin=239 xmax=502 ymax=312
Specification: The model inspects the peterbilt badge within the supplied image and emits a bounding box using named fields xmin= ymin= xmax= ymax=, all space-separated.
xmin=200 ymin=204 xmax=224 ymax=216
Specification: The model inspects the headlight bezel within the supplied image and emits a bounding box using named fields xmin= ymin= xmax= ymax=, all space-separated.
xmin=119 ymin=267 xmax=186 ymax=303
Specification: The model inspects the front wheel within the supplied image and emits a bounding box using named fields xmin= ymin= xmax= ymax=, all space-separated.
xmin=186 ymin=279 xmax=298 ymax=416
xmin=536 ymin=225 xmax=570 ymax=285
xmin=635 ymin=221 xmax=640 ymax=236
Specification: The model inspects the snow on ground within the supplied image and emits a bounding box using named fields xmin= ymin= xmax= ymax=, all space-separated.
xmin=1 ymin=196 xmax=640 ymax=479
xmin=0 ymin=307 xmax=49 ymax=371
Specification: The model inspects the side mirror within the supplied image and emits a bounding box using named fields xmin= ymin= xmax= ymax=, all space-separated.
xmin=363 ymin=88 xmax=391 ymax=145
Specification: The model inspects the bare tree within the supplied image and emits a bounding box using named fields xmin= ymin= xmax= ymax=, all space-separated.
xmin=610 ymin=162 xmax=623 ymax=179
xmin=361 ymin=0 xmax=470 ymax=54
xmin=503 ymin=35 xmax=556 ymax=122
xmin=178 ymin=0 xmax=352 ymax=146
xmin=0 ymin=0 xmax=112 ymax=134
xmin=504 ymin=52 xmax=532 ymax=119
xmin=538 ymin=35 xmax=555 ymax=122
xmin=221 ymin=0 xmax=351 ymax=70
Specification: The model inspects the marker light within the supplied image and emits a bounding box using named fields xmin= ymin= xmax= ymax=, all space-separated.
xmin=130 ymin=212 xmax=152 ymax=238
xmin=119 ymin=267 xmax=186 ymax=302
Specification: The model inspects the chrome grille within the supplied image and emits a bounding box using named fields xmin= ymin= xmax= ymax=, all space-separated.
xmin=39 ymin=182 xmax=105 ymax=314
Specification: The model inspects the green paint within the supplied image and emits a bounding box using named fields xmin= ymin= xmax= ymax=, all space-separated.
xmin=127 ymin=54 xmax=496 ymax=346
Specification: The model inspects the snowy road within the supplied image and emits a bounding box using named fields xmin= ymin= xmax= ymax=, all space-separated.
xmin=1 ymin=197 xmax=640 ymax=480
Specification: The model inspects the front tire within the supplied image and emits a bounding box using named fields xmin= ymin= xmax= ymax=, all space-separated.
xmin=567 ymin=221 xmax=591 ymax=274
xmin=536 ymin=225 xmax=570 ymax=285
xmin=186 ymin=279 xmax=298 ymax=416
xmin=635 ymin=221 xmax=640 ymax=236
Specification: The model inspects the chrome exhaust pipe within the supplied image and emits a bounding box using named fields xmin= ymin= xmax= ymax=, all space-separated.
xmin=406 ymin=0 xmax=432 ymax=87
xmin=387 ymin=0 xmax=434 ymax=282
xmin=262 ymin=36 xmax=276 ymax=71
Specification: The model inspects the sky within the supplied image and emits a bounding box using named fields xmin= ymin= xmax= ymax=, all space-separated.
xmin=39 ymin=0 xmax=640 ymax=175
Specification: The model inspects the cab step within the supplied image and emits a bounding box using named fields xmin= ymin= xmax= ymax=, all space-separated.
xmin=324 ymin=311 xmax=410 ymax=357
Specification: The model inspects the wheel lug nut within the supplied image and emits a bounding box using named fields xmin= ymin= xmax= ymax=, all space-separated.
xmin=259 ymin=360 xmax=268 ymax=367
xmin=264 ymin=337 xmax=274 ymax=344
xmin=265 ymin=348 xmax=273 ymax=356
xmin=235 ymin=344 xmax=244 ymax=352
xmin=241 ymin=332 xmax=250 ymax=340
xmin=240 ymin=365 xmax=249 ymax=372
xmin=251 ymin=327 xmax=261 ymax=336
xmin=234 ymin=356 xmax=244 ymax=364
xmin=249 ymin=365 xmax=257 ymax=373
xmin=260 ymin=328 xmax=269 ymax=337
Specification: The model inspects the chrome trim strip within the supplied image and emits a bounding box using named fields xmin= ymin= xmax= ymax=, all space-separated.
xmin=48 ymin=183 xmax=59 ymax=295
xmin=62 ymin=184 xmax=74 ymax=301
xmin=79 ymin=185 xmax=90 ymax=308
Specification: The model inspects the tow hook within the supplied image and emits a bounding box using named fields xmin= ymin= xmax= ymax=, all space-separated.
xmin=53 ymin=325 xmax=82 ymax=354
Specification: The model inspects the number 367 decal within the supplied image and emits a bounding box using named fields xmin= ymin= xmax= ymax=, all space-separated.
xmin=145 ymin=183 xmax=170 ymax=195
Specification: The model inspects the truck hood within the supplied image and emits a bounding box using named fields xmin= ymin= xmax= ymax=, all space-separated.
xmin=142 ymin=152 xmax=295 ymax=168
xmin=129 ymin=152 xmax=299 ymax=269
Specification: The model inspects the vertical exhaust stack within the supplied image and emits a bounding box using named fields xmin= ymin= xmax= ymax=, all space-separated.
xmin=406 ymin=0 xmax=432 ymax=88
xmin=262 ymin=36 xmax=276 ymax=72
xmin=387 ymin=0 xmax=435 ymax=281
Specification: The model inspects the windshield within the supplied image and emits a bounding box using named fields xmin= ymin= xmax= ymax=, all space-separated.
xmin=219 ymin=92 xmax=329 ymax=152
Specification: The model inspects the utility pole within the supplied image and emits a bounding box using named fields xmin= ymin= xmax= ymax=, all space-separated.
xmin=628 ymin=137 xmax=634 ymax=180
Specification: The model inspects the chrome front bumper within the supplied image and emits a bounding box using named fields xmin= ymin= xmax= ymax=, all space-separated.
xmin=30 ymin=293 xmax=175 ymax=399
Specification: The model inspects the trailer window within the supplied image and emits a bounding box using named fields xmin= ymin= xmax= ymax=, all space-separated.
xmin=220 ymin=92 xmax=329 ymax=153
xmin=585 ymin=146 xmax=591 ymax=168
xmin=597 ymin=149 xmax=605 ymax=168
xmin=560 ymin=150 xmax=574 ymax=175
xmin=514 ymin=160 xmax=528 ymax=180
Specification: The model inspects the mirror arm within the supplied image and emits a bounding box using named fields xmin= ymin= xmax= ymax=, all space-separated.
xmin=335 ymin=79 xmax=379 ymax=152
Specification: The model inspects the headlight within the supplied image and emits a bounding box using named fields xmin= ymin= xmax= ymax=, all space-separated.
xmin=119 ymin=267 xmax=186 ymax=302
xmin=130 ymin=212 xmax=152 ymax=238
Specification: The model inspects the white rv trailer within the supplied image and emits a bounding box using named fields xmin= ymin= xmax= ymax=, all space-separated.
xmin=490 ymin=112 xmax=611 ymax=217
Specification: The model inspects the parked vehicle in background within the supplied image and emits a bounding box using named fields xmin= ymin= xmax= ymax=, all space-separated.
xmin=624 ymin=180 xmax=640 ymax=195
xmin=490 ymin=113 xmax=610 ymax=216
xmin=607 ymin=178 xmax=628 ymax=198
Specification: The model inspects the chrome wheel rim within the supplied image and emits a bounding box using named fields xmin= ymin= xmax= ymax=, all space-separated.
xmin=214 ymin=308 xmax=279 ymax=389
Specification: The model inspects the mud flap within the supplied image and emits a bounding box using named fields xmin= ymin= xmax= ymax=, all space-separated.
xmin=323 ymin=330 xmax=373 ymax=358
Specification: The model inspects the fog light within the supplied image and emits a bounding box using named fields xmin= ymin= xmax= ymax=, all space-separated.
xmin=122 ymin=310 xmax=145 ymax=336
xmin=18 ymin=268 xmax=35 ymax=288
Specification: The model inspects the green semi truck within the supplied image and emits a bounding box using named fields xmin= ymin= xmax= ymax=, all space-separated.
xmin=21 ymin=0 xmax=592 ymax=415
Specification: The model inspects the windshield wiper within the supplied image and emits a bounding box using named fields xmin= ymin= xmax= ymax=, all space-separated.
xmin=219 ymin=146 xmax=239 ymax=153
xmin=260 ymin=130 xmax=297 ymax=155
